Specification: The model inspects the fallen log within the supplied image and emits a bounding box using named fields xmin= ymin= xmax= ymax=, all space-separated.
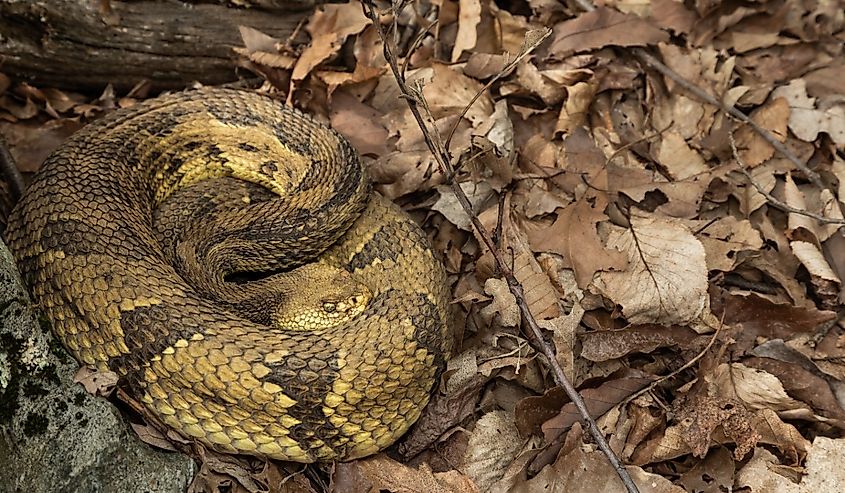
xmin=0 ymin=0 xmax=311 ymax=92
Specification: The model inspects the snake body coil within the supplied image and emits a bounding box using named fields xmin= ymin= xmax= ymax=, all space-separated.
xmin=6 ymin=89 xmax=451 ymax=462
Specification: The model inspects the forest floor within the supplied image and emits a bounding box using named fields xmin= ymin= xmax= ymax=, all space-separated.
xmin=2 ymin=0 xmax=845 ymax=492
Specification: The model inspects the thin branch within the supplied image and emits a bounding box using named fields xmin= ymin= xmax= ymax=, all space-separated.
xmin=0 ymin=133 xmax=25 ymax=201
xmin=443 ymin=31 xmax=550 ymax=154
xmin=362 ymin=2 xmax=639 ymax=492
xmin=401 ymin=18 xmax=439 ymax=80
xmin=728 ymin=131 xmax=845 ymax=224
xmin=623 ymin=321 xmax=723 ymax=406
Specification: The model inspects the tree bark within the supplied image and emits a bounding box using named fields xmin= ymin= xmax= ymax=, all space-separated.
xmin=0 ymin=0 xmax=312 ymax=92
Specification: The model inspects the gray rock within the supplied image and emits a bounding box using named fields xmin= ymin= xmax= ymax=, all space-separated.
xmin=0 ymin=240 xmax=197 ymax=493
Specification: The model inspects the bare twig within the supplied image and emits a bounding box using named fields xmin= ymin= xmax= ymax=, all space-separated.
xmin=401 ymin=18 xmax=439 ymax=79
xmin=623 ymin=321 xmax=723 ymax=407
xmin=728 ymin=131 xmax=845 ymax=224
xmin=362 ymin=2 xmax=639 ymax=492
xmin=443 ymin=31 xmax=550 ymax=154
xmin=0 ymin=133 xmax=25 ymax=201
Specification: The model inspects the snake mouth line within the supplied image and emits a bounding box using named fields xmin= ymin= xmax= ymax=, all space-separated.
xmin=223 ymin=269 xmax=284 ymax=284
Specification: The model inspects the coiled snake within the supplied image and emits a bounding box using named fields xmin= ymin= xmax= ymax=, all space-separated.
xmin=6 ymin=88 xmax=451 ymax=462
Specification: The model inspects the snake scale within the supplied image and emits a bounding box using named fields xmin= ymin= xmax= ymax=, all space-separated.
xmin=5 ymin=88 xmax=452 ymax=462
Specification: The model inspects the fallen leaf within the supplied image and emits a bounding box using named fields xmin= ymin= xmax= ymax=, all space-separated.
xmin=580 ymin=324 xmax=703 ymax=362
xmin=73 ymin=366 xmax=118 ymax=397
xmin=698 ymin=215 xmax=764 ymax=272
xmin=129 ymin=422 xmax=178 ymax=452
xmin=550 ymin=7 xmax=669 ymax=56
xmin=504 ymin=217 xmax=561 ymax=320
xmin=432 ymin=182 xmax=495 ymax=231
xmin=592 ymin=214 xmax=710 ymax=326
xmin=528 ymin=199 xmax=628 ymax=289
xmin=481 ymin=277 xmax=520 ymax=327
xmin=790 ymin=240 xmax=842 ymax=311
xmin=462 ymin=410 xmax=524 ymax=491
xmin=654 ymin=131 xmax=709 ymax=180
xmin=329 ymin=89 xmax=389 ymax=156
xmin=678 ymin=447 xmax=735 ymax=493
xmin=452 ymin=0 xmax=482 ymax=62
xmin=397 ymin=374 xmax=484 ymax=459
xmin=541 ymin=373 xmax=653 ymax=443
xmin=292 ymin=1 xmax=371 ymax=81
xmin=733 ymin=97 xmax=790 ymax=167
xmin=650 ymin=0 xmax=697 ymax=35
xmin=512 ymin=425 xmax=684 ymax=493
xmin=772 ymin=79 xmax=845 ymax=147
xmin=735 ymin=448 xmax=798 ymax=493
xmin=333 ymin=455 xmax=478 ymax=493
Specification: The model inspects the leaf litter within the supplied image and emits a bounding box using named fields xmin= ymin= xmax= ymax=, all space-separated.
xmin=2 ymin=0 xmax=845 ymax=491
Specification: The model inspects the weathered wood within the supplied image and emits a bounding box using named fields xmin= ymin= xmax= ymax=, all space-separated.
xmin=0 ymin=0 xmax=312 ymax=92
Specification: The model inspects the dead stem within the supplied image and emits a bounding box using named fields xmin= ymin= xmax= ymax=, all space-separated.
xmin=728 ymin=132 xmax=845 ymax=225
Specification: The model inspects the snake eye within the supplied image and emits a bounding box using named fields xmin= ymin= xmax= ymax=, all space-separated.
xmin=349 ymin=296 xmax=360 ymax=305
xmin=322 ymin=302 xmax=336 ymax=313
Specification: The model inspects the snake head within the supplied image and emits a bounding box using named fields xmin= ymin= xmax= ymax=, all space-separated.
xmin=270 ymin=264 xmax=372 ymax=331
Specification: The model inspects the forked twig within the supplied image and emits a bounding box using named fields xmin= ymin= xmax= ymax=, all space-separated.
xmin=361 ymin=2 xmax=639 ymax=492
xmin=728 ymin=132 xmax=845 ymax=224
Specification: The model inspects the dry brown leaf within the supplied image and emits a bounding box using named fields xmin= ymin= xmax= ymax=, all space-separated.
xmin=188 ymin=452 xmax=263 ymax=493
xmin=73 ymin=366 xmax=118 ymax=397
xmin=677 ymin=447 xmax=735 ymax=493
xmin=432 ymin=182 xmax=495 ymax=231
xmin=472 ymin=100 xmax=515 ymax=190
xmin=738 ymin=437 xmax=845 ymax=493
xmin=733 ymin=97 xmax=790 ymax=167
xmin=505 ymin=223 xmax=561 ymax=320
xmin=555 ymin=81 xmax=597 ymax=134
xmin=790 ymin=240 xmax=842 ymax=311
xmin=654 ymin=131 xmax=709 ymax=180
xmin=550 ymin=7 xmax=669 ymax=56
xmin=698 ymin=215 xmax=764 ymax=272
xmin=512 ymin=426 xmax=683 ymax=493
xmin=527 ymin=199 xmax=627 ymax=289
xmin=397 ymin=374 xmax=484 ymax=459
xmin=541 ymin=374 xmax=653 ymax=443
xmin=744 ymin=353 xmax=845 ymax=422
xmin=317 ymin=63 xmax=384 ymax=92
xmin=649 ymin=0 xmax=697 ymax=35
xmin=735 ymin=448 xmax=799 ymax=493
xmin=333 ymin=455 xmax=478 ymax=493
xmin=783 ymin=173 xmax=843 ymax=243
xmin=129 ymin=422 xmax=178 ymax=452
xmin=580 ymin=325 xmax=702 ymax=362
xmin=461 ymin=410 xmax=524 ymax=491
xmin=238 ymin=25 xmax=280 ymax=53
xmin=464 ymin=53 xmax=507 ymax=80
xmin=592 ymin=215 xmax=710 ymax=326
xmin=452 ymin=0 xmax=482 ymax=62
xmin=0 ymin=119 xmax=82 ymax=172
xmin=420 ymin=64 xmax=495 ymax=126
xmin=329 ymin=90 xmax=389 ymax=157
xmin=481 ymin=278 xmax=520 ymax=327
xmin=712 ymin=290 xmax=836 ymax=345
xmin=773 ymin=79 xmax=845 ymax=147
xmin=539 ymin=308 xmax=583 ymax=381
xmin=292 ymin=1 xmax=371 ymax=81
xmin=709 ymin=363 xmax=834 ymax=428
